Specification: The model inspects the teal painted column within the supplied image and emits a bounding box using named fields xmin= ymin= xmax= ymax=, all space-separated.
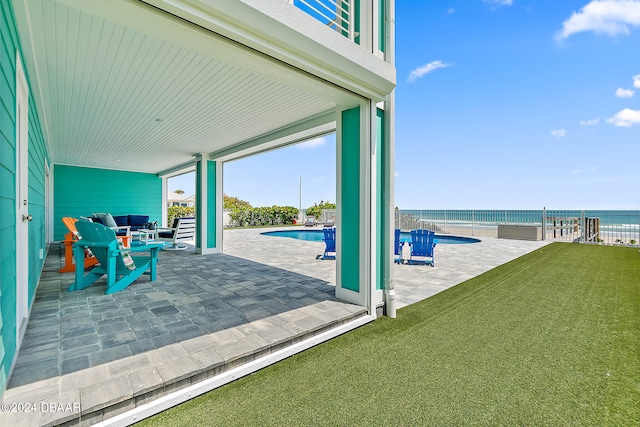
xmin=336 ymin=104 xmax=378 ymax=311
xmin=339 ymin=107 xmax=361 ymax=294
xmin=206 ymin=161 xmax=217 ymax=249
xmin=195 ymin=155 xmax=221 ymax=254
xmin=336 ymin=103 xmax=391 ymax=314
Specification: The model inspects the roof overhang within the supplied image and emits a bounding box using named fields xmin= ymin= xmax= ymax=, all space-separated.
xmin=12 ymin=0 xmax=393 ymax=175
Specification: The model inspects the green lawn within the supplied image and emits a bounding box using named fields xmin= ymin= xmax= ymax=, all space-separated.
xmin=139 ymin=243 xmax=639 ymax=426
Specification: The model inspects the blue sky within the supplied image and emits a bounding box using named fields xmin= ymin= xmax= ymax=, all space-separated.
xmin=170 ymin=0 xmax=640 ymax=210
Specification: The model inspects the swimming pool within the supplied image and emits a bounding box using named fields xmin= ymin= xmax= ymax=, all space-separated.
xmin=261 ymin=230 xmax=481 ymax=244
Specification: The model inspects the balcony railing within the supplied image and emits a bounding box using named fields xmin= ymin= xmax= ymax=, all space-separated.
xmin=290 ymin=0 xmax=355 ymax=40
xmin=287 ymin=0 xmax=387 ymax=57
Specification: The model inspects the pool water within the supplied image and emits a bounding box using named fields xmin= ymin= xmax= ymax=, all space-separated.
xmin=261 ymin=230 xmax=480 ymax=244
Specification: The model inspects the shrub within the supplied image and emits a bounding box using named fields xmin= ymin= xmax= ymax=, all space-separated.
xmin=224 ymin=194 xmax=252 ymax=210
xmin=306 ymin=201 xmax=336 ymax=218
xmin=168 ymin=205 xmax=195 ymax=226
xmin=228 ymin=205 xmax=299 ymax=227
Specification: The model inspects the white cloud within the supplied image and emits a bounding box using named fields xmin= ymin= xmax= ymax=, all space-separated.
xmin=556 ymin=0 xmax=640 ymax=40
xmin=579 ymin=118 xmax=600 ymax=125
xmin=298 ymin=137 xmax=326 ymax=149
xmin=447 ymin=8 xmax=455 ymax=14
xmin=551 ymin=129 xmax=567 ymax=138
xmin=570 ymin=166 xmax=599 ymax=174
xmin=607 ymin=108 xmax=640 ymax=126
xmin=407 ymin=60 xmax=451 ymax=83
xmin=484 ymin=0 xmax=513 ymax=6
xmin=616 ymin=87 xmax=635 ymax=97
xmin=633 ymin=74 xmax=640 ymax=88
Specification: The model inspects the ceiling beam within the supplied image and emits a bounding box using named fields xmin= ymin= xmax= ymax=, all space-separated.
xmin=210 ymin=110 xmax=337 ymax=162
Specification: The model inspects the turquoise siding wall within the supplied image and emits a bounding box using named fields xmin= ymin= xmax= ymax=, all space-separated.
xmin=0 ymin=0 xmax=18 ymax=393
xmin=340 ymin=107 xmax=360 ymax=293
xmin=0 ymin=0 xmax=49 ymax=393
xmin=27 ymin=85 xmax=48 ymax=307
xmin=54 ymin=165 xmax=162 ymax=241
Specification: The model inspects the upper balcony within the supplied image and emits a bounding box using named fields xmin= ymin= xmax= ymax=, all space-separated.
xmin=287 ymin=0 xmax=389 ymax=60
xmin=144 ymin=0 xmax=396 ymax=102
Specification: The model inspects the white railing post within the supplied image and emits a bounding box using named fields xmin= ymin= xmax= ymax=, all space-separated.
xmin=351 ymin=0 xmax=359 ymax=44
xmin=293 ymin=0 xmax=368 ymax=44
xmin=444 ymin=209 xmax=447 ymax=234
xmin=372 ymin=0 xmax=380 ymax=56
xmin=471 ymin=209 xmax=475 ymax=236
xmin=542 ymin=207 xmax=546 ymax=241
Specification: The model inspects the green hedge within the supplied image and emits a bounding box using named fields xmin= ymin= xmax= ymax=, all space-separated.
xmin=168 ymin=205 xmax=195 ymax=226
xmin=306 ymin=201 xmax=336 ymax=218
xmin=229 ymin=205 xmax=299 ymax=227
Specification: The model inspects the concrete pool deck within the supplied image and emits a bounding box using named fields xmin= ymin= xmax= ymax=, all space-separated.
xmin=1 ymin=227 xmax=551 ymax=426
xmin=224 ymin=227 xmax=552 ymax=308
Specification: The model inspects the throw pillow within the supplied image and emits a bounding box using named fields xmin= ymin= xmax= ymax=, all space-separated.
xmin=93 ymin=212 xmax=117 ymax=228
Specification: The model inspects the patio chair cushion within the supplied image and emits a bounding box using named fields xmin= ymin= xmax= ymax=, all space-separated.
xmin=93 ymin=212 xmax=117 ymax=227
xmin=128 ymin=214 xmax=149 ymax=230
xmin=158 ymin=218 xmax=179 ymax=239
xmin=113 ymin=215 xmax=129 ymax=226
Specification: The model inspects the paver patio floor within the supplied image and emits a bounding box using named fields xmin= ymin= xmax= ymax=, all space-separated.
xmin=1 ymin=227 xmax=549 ymax=426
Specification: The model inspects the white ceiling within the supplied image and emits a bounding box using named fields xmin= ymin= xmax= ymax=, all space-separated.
xmin=13 ymin=0 xmax=348 ymax=174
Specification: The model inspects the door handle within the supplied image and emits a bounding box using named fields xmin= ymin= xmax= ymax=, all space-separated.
xmin=22 ymin=214 xmax=32 ymax=222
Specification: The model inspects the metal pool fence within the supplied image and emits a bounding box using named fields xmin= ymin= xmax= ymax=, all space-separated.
xmin=394 ymin=209 xmax=640 ymax=245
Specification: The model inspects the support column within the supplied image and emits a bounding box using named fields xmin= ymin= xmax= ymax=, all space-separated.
xmin=372 ymin=103 xmax=393 ymax=317
xmin=336 ymin=104 xmax=375 ymax=312
xmin=335 ymin=101 xmax=392 ymax=316
xmin=382 ymin=0 xmax=396 ymax=317
xmin=381 ymin=94 xmax=395 ymax=317
xmin=161 ymin=176 xmax=168 ymax=227
xmin=195 ymin=154 xmax=222 ymax=254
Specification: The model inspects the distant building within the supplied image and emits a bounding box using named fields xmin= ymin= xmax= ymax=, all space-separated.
xmin=167 ymin=191 xmax=195 ymax=207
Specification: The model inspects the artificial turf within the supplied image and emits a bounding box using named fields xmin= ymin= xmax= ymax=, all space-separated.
xmin=138 ymin=243 xmax=639 ymax=426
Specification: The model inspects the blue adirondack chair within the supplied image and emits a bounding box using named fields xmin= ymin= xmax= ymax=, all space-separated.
xmin=69 ymin=219 xmax=163 ymax=294
xmin=317 ymin=227 xmax=336 ymax=260
xmin=409 ymin=229 xmax=436 ymax=266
